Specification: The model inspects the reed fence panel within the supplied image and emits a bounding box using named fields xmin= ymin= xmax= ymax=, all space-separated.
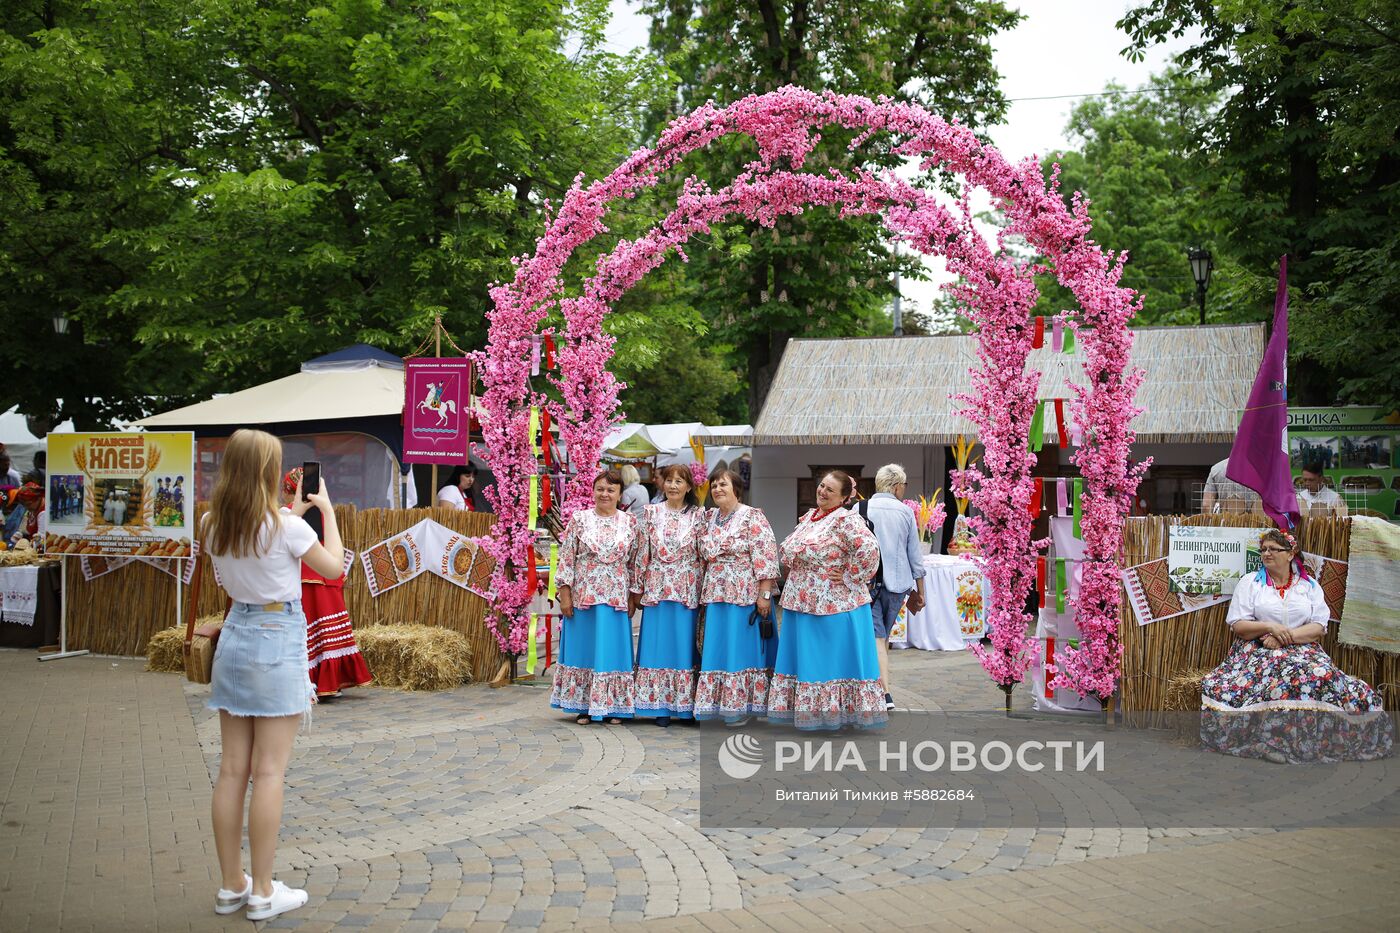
xmin=63 ymin=505 xmax=506 ymax=683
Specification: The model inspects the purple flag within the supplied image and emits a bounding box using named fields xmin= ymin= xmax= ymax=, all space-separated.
xmin=1226 ymin=256 xmax=1300 ymax=529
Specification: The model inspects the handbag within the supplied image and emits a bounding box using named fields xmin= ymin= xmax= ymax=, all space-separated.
xmin=182 ymin=548 xmax=221 ymax=684
xmin=748 ymin=605 xmax=775 ymax=642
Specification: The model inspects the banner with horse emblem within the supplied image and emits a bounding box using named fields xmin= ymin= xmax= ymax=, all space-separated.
xmin=403 ymin=358 xmax=472 ymax=464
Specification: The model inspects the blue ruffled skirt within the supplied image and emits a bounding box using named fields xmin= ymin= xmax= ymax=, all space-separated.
xmin=693 ymin=602 xmax=772 ymax=723
xmin=634 ymin=601 xmax=698 ymax=718
xmin=767 ymin=604 xmax=887 ymax=731
xmin=550 ymin=604 xmax=636 ymax=720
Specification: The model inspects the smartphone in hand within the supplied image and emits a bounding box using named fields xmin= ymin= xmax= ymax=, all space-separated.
xmin=301 ymin=461 xmax=323 ymax=541
xmin=301 ymin=461 xmax=321 ymax=502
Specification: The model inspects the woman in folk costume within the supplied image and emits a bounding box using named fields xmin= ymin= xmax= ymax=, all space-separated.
xmin=1200 ymin=528 xmax=1391 ymax=763
xmin=693 ymin=469 xmax=780 ymax=726
xmin=769 ymin=470 xmax=887 ymax=731
xmin=551 ymin=469 xmax=643 ymax=725
xmin=282 ymin=469 xmax=372 ymax=698
xmin=631 ymin=464 xmax=707 ymax=726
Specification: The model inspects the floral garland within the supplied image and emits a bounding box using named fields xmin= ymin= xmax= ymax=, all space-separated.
xmin=478 ymin=88 xmax=1143 ymax=678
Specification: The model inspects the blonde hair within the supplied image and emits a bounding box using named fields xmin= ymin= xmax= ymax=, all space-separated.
xmin=619 ymin=464 xmax=641 ymax=486
xmin=875 ymin=464 xmax=907 ymax=493
xmin=206 ymin=429 xmax=283 ymax=558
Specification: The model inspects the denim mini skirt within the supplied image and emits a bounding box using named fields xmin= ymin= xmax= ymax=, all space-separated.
xmin=207 ymin=601 xmax=313 ymax=718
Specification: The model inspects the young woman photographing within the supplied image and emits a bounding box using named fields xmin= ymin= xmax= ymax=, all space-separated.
xmin=204 ymin=429 xmax=346 ymax=921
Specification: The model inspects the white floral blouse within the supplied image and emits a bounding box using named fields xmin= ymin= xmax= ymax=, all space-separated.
xmin=555 ymin=509 xmax=641 ymax=612
xmin=634 ymin=503 xmax=707 ymax=609
xmin=698 ymin=505 xmax=780 ymax=607
xmin=779 ymin=507 xmax=880 ymax=615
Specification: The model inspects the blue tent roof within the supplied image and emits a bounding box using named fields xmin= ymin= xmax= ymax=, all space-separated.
xmin=304 ymin=343 xmax=402 ymax=367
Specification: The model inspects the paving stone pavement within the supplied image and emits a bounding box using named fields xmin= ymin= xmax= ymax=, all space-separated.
xmin=1 ymin=645 xmax=1396 ymax=932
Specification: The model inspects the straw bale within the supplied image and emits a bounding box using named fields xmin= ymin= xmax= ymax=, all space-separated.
xmin=145 ymin=626 xmax=186 ymax=673
xmin=1163 ymin=668 xmax=1214 ymax=712
xmin=355 ymin=623 xmax=473 ymax=691
xmin=725 ymin=323 xmax=1264 ymax=446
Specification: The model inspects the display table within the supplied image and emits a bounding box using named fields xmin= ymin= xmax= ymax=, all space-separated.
xmin=889 ymin=554 xmax=988 ymax=651
xmin=0 ymin=562 xmax=62 ymax=649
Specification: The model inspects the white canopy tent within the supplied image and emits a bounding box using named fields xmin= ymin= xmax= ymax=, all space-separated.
xmin=135 ymin=345 xmax=416 ymax=509
xmin=0 ymin=407 xmax=75 ymax=473
xmin=596 ymin=421 xmax=752 ymax=476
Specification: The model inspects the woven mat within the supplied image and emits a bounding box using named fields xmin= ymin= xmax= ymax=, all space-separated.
xmin=1338 ymin=517 xmax=1400 ymax=654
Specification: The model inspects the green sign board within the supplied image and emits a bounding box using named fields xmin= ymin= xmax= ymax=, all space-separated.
xmin=1286 ymin=407 xmax=1399 ymax=520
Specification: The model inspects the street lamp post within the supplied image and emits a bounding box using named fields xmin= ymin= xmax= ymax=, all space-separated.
xmin=53 ymin=311 xmax=69 ymax=335
xmin=1187 ymin=247 xmax=1213 ymax=325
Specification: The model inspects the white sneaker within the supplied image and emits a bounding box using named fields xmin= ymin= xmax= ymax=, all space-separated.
xmin=214 ymin=875 xmax=251 ymax=915
xmin=245 ymin=880 xmax=308 ymax=921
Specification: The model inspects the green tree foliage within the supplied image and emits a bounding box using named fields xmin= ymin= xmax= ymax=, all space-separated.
xmin=0 ymin=0 xmax=668 ymax=427
xmin=639 ymin=0 xmax=1021 ymax=418
xmin=1028 ymin=71 xmax=1261 ymax=326
xmin=1120 ymin=0 xmax=1400 ymax=407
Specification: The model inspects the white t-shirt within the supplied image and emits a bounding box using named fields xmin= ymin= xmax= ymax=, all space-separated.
xmin=437 ymin=484 xmax=467 ymax=510
xmin=208 ymin=511 xmax=319 ymax=604
xmin=1298 ymin=485 xmax=1344 ymax=516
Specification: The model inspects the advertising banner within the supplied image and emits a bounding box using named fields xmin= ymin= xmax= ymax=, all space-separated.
xmin=44 ymin=432 xmax=196 ymax=557
xmin=1166 ymin=524 xmax=1266 ymax=597
xmin=1287 ymin=406 xmax=1400 ymax=521
xmin=403 ymin=358 xmax=472 ymax=464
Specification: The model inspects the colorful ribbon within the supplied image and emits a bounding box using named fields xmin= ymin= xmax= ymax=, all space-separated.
xmin=543 ymin=334 xmax=556 ymax=370
xmin=1032 ymin=316 xmax=1045 ymax=349
xmin=1044 ymin=637 xmax=1056 ymax=699
xmin=528 ymin=474 xmax=539 ymax=530
xmin=1036 ymin=556 xmax=1047 ymax=609
xmin=1063 ymin=327 xmax=1076 ymax=355
xmin=547 ymin=543 xmax=558 ymax=602
xmin=1053 ymin=398 xmax=1068 ymax=448
xmin=1056 ymin=477 xmax=1069 ymax=516
xmin=1052 ymin=318 xmax=1063 ymax=353
xmin=545 ymin=614 xmax=553 ymax=670
xmin=1072 ymin=478 xmax=1083 ymax=538
xmin=528 ymin=406 xmax=541 ymax=455
xmin=540 ymin=473 xmax=552 ymax=514
xmin=526 ymin=545 xmax=538 ymax=595
xmin=531 ymin=337 xmax=541 ymax=375
xmin=1054 ymin=558 xmax=1068 ymax=614
xmin=526 ymin=613 xmax=539 ymax=674
xmin=1029 ymin=400 xmax=1046 ymax=452
xmin=1028 ymin=477 xmax=1042 ymax=517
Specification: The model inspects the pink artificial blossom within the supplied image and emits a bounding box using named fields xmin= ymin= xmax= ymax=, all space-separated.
xmin=478 ymin=88 xmax=1143 ymax=680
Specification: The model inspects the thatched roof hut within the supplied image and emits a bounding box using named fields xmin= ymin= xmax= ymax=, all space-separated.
xmin=698 ymin=323 xmax=1263 ymax=447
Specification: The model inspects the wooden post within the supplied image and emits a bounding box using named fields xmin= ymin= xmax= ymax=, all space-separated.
xmin=430 ymin=316 xmax=442 ymax=500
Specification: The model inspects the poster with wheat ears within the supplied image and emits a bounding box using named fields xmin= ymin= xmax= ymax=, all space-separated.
xmin=43 ymin=432 xmax=196 ymax=557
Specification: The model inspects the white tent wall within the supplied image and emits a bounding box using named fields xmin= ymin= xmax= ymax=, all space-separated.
xmin=750 ymin=443 xmax=946 ymax=544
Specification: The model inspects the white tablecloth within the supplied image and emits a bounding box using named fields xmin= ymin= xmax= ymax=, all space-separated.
xmin=889 ymin=554 xmax=987 ymax=651
xmin=0 ymin=565 xmax=40 ymax=626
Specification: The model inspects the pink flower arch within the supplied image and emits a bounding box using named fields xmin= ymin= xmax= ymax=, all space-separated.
xmin=476 ymin=88 xmax=1147 ymax=703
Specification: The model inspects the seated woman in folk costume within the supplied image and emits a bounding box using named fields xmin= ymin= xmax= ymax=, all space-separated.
xmin=1200 ymin=528 xmax=1392 ymax=763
